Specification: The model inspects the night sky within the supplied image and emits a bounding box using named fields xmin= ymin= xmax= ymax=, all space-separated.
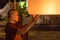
xmin=0 ymin=0 xmax=8 ymax=9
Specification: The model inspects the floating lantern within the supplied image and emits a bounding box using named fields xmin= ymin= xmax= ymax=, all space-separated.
xmin=28 ymin=0 xmax=60 ymax=15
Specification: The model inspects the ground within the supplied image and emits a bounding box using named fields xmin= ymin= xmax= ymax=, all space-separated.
xmin=0 ymin=25 xmax=60 ymax=40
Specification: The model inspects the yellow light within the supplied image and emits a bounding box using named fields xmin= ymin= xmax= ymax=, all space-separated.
xmin=28 ymin=0 xmax=60 ymax=15
xmin=41 ymin=0 xmax=56 ymax=15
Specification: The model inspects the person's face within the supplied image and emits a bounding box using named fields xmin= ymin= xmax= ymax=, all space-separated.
xmin=10 ymin=10 xmax=19 ymax=22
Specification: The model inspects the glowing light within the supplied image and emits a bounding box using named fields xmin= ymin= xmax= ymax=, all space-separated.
xmin=19 ymin=1 xmax=26 ymax=8
xmin=41 ymin=1 xmax=56 ymax=15
xmin=28 ymin=0 xmax=60 ymax=15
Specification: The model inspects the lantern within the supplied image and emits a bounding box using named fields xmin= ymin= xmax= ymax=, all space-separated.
xmin=28 ymin=0 xmax=60 ymax=15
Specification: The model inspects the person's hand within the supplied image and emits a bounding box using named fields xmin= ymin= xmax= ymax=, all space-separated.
xmin=32 ymin=15 xmax=40 ymax=23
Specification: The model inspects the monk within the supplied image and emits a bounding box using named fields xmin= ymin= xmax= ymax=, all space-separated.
xmin=5 ymin=0 xmax=40 ymax=40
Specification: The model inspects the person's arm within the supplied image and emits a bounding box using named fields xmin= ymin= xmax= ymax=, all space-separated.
xmin=19 ymin=15 xmax=39 ymax=35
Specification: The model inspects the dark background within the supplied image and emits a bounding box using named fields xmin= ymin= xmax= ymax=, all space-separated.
xmin=0 ymin=0 xmax=25 ymax=9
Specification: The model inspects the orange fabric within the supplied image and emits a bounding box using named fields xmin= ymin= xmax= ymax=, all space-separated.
xmin=14 ymin=35 xmax=22 ymax=40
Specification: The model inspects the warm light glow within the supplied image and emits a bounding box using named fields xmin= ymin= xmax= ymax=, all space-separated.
xmin=41 ymin=0 xmax=56 ymax=15
xmin=28 ymin=0 xmax=60 ymax=15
